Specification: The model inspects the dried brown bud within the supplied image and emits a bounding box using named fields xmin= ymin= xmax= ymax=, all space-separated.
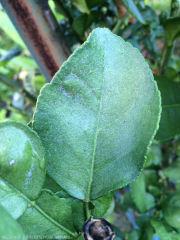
xmin=83 ymin=217 xmax=115 ymax=240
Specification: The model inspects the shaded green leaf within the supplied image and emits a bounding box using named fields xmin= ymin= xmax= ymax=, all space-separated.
xmin=155 ymin=75 xmax=180 ymax=141
xmin=134 ymin=217 xmax=153 ymax=240
xmin=162 ymin=190 xmax=180 ymax=228
xmin=127 ymin=230 xmax=140 ymax=240
xmin=120 ymin=0 xmax=146 ymax=25
xmin=56 ymin=190 xmax=114 ymax=232
xmin=0 ymin=205 xmax=26 ymax=240
xmin=43 ymin=174 xmax=63 ymax=193
xmin=119 ymin=22 xmax=141 ymax=40
xmin=117 ymin=192 xmax=136 ymax=211
xmin=159 ymin=10 xmax=170 ymax=24
xmin=92 ymin=191 xmax=114 ymax=217
xmin=135 ymin=215 xmax=150 ymax=228
xmin=88 ymin=0 xmax=107 ymax=9
xmin=143 ymin=29 xmax=157 ymax=58
xmin=165 ymin=67 xmax=178 ymax=81
xmin=140 ymin=6 xmax=158 ymax=23
xmin=70 ymin=0 xmax=90 ymax=14
xmin=0 ymin=179 xmax=28 ymax=219
xmin=130 ymin=174 xmax=155 ymax=213
xmin=148 ymin=185 xmax=161 ymax=197
xmin=72 ymin=11 xmax=103 ymax=36
xmin=162 ymin=159 xmax=180 ymax=181
xmin=143 ymin=169 xmax=159 ymax=186
xmin=144 ymin=141 xmax=162 ymax=167
xmin=151 ymin=218 xmax=180 ymax=240
xmin=71 ymin=0 xmax=106 ymax=13
xmin=162 ymin=16 xmax=180 ymax=46
xmin=33 ymin=28 xmax=161 ymax=201
xmin=113 ymin=225 xmax=125 ymax=240
xmin=17 ymin=206 xmax=75 ymax=239
xmin=36 ymin=191 xmax=75 ymax=232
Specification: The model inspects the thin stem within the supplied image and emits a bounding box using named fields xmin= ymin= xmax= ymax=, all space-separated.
xmin=112 ymin=13 xmax=129 ymax=34
xmin=85 ymin=202 xmax=90 ymax=220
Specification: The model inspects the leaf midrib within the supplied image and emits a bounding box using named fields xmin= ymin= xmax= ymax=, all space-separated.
xmin=86 ymin=38 xmax=105 ymax=201
xmin=0 ymin=177 xmax=78 ymax=238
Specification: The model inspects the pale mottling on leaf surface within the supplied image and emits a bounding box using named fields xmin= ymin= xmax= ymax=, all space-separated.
xmin=33 ymin=28 xmax=161 ymax=200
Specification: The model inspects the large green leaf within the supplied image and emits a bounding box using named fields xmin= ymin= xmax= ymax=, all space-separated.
xmin=151 ymin=218 xmax=180 ymax=240
xmin=0 ymin=205 xmax=26 ymax=239
xmin=33 ymin=28 xmax=161 ymax=201
xmin=130 ymin=174 xmax=155 ymax=213
xmin=120 ymin=0 xmax=146 ymax=25
xmin=155 ymin=75 xmax=180 ymax=141
xmin=162 ymin=16 xmax=180 ymax=47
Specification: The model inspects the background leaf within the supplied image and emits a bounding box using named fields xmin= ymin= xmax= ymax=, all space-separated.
xmin=17 ymin=205 xmax=75 ymax=239
xmin=130 ymin=174 xmax=155 ymax=213
xmin=162 ymin=16 xmax=180 ymax=46
xmin=33 ymin=28 xmax=161 ymax=201
xmin=162 ymin=159 xmax=180 ymax=181
xmin=72 ymin=11 xmax=103 ymax=36
xmin=151 ymin=218 xmax=180 ymax=240
xmin=0 ymin=120 xmax=78 ymax=239
xmin=155 ymin=75 xmax=180 ymax=141
xmin=0 ymin=121 xmax=45 ymax=200
xmin=56 ymin=190 xmax=114 ymax=232
xmin=162 ymin=190 xmax=180 ymax=228
xmin=70 ymin=0 xmax=90 ymax=14
xmin=36 ymin=191 xmax=75 ymax=232
xmin=0 ymin=10 xmax=26 ymax=48
xmin=0 ymin=205 xmax=27 ymax=240
xmin=120 ymin=0 xmax=146 ymax=24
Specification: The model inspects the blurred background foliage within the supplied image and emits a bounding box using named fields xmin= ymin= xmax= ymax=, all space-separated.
xmin=0 ymin=0 xmax=180 ymax=240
